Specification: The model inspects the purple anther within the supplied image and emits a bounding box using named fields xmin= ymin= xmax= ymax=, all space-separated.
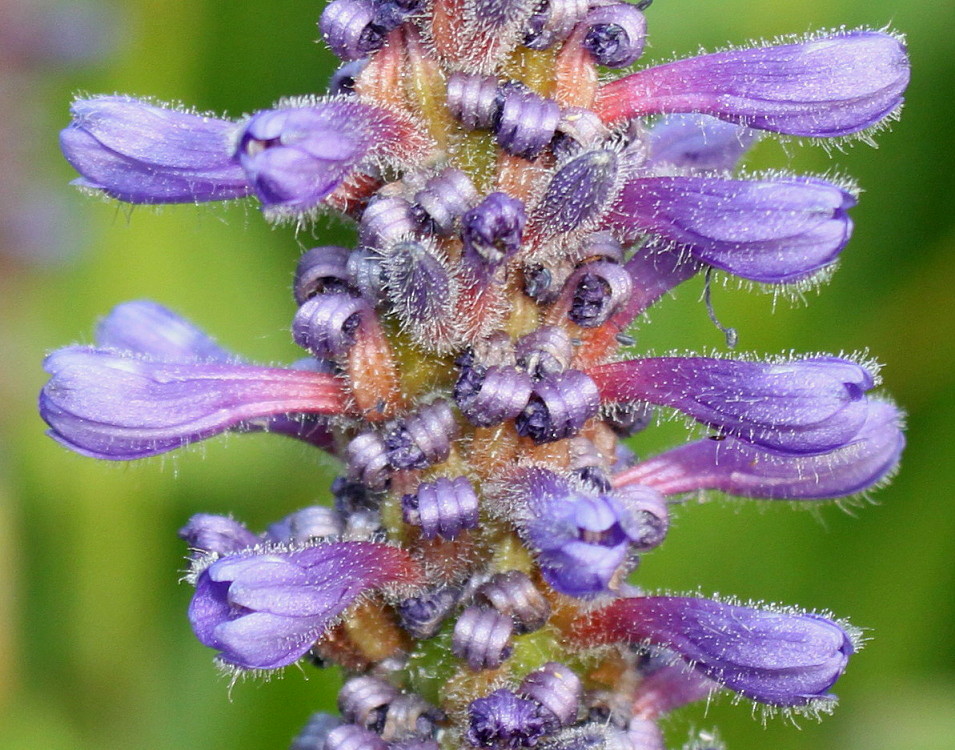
xmin=266 ymin=506 xmax=344 ymax=544
xmin=397 ymin=585 xmax=460 ymax=639
xmin=535 ymin=149 xmax=620 ymax=235
xmin=446 ymin=72 xmax=502 ymax=130
xmin=347 ymin=247 xmax=387 ymax=302
xmin=414 ymin=168 xmax=480 ymax=234
xmin=320 ymin=0 xmax=386 ymax=61
xmin=554 ymin=108 xmax=612 ymax=156
xmin=582 ymin=5 xmax=647 ymax=68
xmin=494 ymin=88 xmax=561 ymax=159
xmin=402 ymin=476 xmax=479 ymax=539
xmin=474 ymin=570 xmax=551 ymax=633
xmin=360 ymin=196 xmax=418 ymax=249
xmin=454 ymin=365 xmax=534 ymax=427
xmin=178 ymin=514 xmax=260 ymax=556
xmin=515 ymin=326 xmax=575 ymax=379
xmin=292 ymin=293 xmax=368 ymax=358
xmin=294 ymin=246 xmax=354 ymax=304
xmin=324 ymin=724 xmax=389 ymax=750
xmin=567 ymin=261 xmax=634 ymax=328
xmin=516 ymin=370 xmax=600 ymax=443
xmin=612 ymin=484 xmax=668 ymax=551
xmin=520 ymin=662 xmax=582 ymax=730
xmin=523 ymin=0 xmax=590 ymax=50
xmin=384 ymin=400 xmax=458 ymax=470
xmin=379 ymin=694 xmax=444 ymax=742
xmin=328 ymin=58 xmax=370 ymax=96
xmin=466 ymin=689 xmax=549 ymax=748
xmin=346 ymin=431 xmax=391 ymax=489
xmin=338 ymin=675 xmax=398 ymax=729
xmin=462 ymin=192 xmax=527 ymax=265
xmin=452 ymin=606 xmax=514 ymax=670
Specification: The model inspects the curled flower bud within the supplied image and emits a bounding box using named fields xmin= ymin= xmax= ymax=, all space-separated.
xmin=320 ymin=0 xmax=386 ymax=62
xmin=462 ymin=192 xmax=527 ymax=265
xmin=347 ymin=431 xmax=392 ymax=489
xmin=520 ymin=662 xmax=582 ymax=730
xmin=515 ymin=326 xmax=575 ymax=378
xmin=446 ymin=72 xmax=502 ymax=130
xmin=188 ymin=541 xmax=420 ymax=669
xmin=402 ymin=476 xmax=479 ymax=539
xmin=324 ymin=723 xmax=388 ymax=750
xmin=566 ymin=261 xmax=634 ymax=328
xmin=616 ymin=399 xmax=905 ymax=500
xmin=413 ymin=168 xmax=480 ymax=234
xmin=39 ymin=347 xmax=346 ymax=460
xmin=596 ymin=30 xmax=910 ymax=137
xmin=574 ymin=596 xmax=857 ymax=707
xmin=608 ymin=175 xmax=857 ymax=284
xmin=397 ymin=584 xmax=460 ymax=639
xmin=495 ymin=87 xmax=561 ymax=158
xmin=455 ymin=364 xmax=534 ymax=427
xmin=589 ymin=356 xmax=876 ymax=455
xmin=466 ymin=689 xmax=549 ymax=748
xmin=294 ymin=246 xmax=355 ymax=304
xmin=266 ymin=506 xmax=344 ymax=544
xmin=475 ymin=570 xmax=551 ymax=633
xmin=612 ymin=484 xmax=668 ymax=551
xmin=554 ymin=108 xmax=611 ymax=155
xmin=292 ymin=293 xmax=369 ymax=358
xmin=581 ymin=5 xmax=647 ymax=68
xmin=383 ymin=400 xmax=458 ymax=470
xmin=380 ymin=693 xmax=443 ymax=742
xmin=60 ymin=96 xmax=249 ymax=204
xmin=360 ymin=196 xmax=418 ymax=249
xmin=452 ymin=606 xmax=514 ymax=670
xmin=178 ymin=514 xmax=260 ymax=556
xmin=347 ymin=247 xmax=388 ymax=302
xmin=338 ymin=675 xmax=398 ymax=728
xmin=516 ymin=370 xmax=600 ymax=444
xmin=523 ymin=0 xmax=589 ymax=50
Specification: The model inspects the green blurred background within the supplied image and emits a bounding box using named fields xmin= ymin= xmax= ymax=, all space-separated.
xmin=1 ymin=0 xmax=953 ymax=748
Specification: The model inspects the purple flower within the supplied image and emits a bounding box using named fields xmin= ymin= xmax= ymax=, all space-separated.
xmin=188 ymin=541 xmax=420 ymax=669
xmin=60 ymin=96 xmax=250 ymax=203
xmin=596 ymin=30 xmax=910 ymax=137
xmin=615 ymin=399 xmax=904 ymax=500
xmin=576 ymin=596 xmax=857 ymax=707
xmin=39 ymin=346 xmax=346 ymax=459
xmin=589 ymin=356 xmax=876 ymax=455
xmin=607 ymin=175 xmax=856 ymax=284
xmin=466 ymin=689 xmax=549 ymax=748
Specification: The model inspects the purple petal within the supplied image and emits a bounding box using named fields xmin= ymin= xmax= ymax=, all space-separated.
xmin=590 ymin=356 xmax=875 ymax=455
xmin=616 ymin=399 xmax=904 ymax=500
xmin=596 ymin=30 xmax=910 ymax=137
xmin=645 ymin=114 xmax=759 ymax=171
xmin=39 ymin=347 xmax=345 ymax=459
xmin=606 ymin=175 xmax=856 ymax=284
xmin=61 ymin=96 xmax=251 ymax=203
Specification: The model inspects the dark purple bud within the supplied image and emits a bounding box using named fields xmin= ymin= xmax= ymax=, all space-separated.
xmin=596 ymin=30 xmax=909 ymax=137
xmin=39 ymin=347 xmax=346 ymax=460
xmin=466 ymin=689 xmax=549 ymax=748
xmin=515 ymin=326 xmax=575 ymax=378
xmin=60 ymin=96 xmax=250 ymax=204
xmin=328 ymin=58 xmax=370 ymax=96
xmin=320 ymin=0 xmax=386 ymax=61
xmin=381 ymin=240 xmax=457 ymax=347
xmin=446 ymin=72 xmax=502 ymax=130
xmin=294 ymin=246 xmax=355 ymax=304
xmin=455 ymin=364 xmax=533 ymax=427
xmin=515 ymin=370 xmax=600 ymax=444
xmin=581 ymin=5 xmax=646 ymax=68
xmin=324 ymin=724 xmax=388 ymax=750
xmin=402 ymin=476 xmax=479 ymax=539
xmin=462 ymin=192 xmax=527 ymax=264
xmin=617 ymin=399 xmax=904 ymax=500
xmin=187 ymin=541 xmax=419 ymax=669
xmin=520 ymin=662 xmax=582 ymax=730
xmin=360 ymin=196 xmax=418 ymax=249
xmin=475 ymin=570 xmax=551 ymax=633
xmin=646 ymin=114 xmax=759 ymax=171
xmin=237 ymin=101 xmax=402 ymax=214
xmin=95 ymin=300 xmax=231 ymax=363
xmin=507 ymin=467 xmax=642 ymax=596
xmin=566 ymin=261 xmax=633 ymax=328
xmin=178 ymin=514 xmax=260 ymax=555
xmin=523 ymin=0 xmax=589 ymax=50
xmin=383 ymin=400 xmax=458 ymax=470
xmin=292 ymin=293 xmax=369 ymax=358
xmin=265 ymin=506 xmax=344 ymax=544
xmin=397 ymin=584 xmax=460 ymax=639
xmin=612 ymin=484 xmax=668 ymax=551
xmin=535 ymin=150 xmax=620 ymax=235
xmin=494 ymin=87 xmax=561 ymax=158
xmin=414 ymin=168 xmax=480 ymax=234
xmin=338 ymin=675 xmax=398 ymax=729
xmin=609 ymin=175 xmax=856 ymax=284
xmin=590 ymin=356 xmax=876 ymax=455
xmin=577 ymin=596 xmax=857 ymax=707
xmin=291 ymin=713 xmax=342 ymax=750
xmin=452 ymin=606 xmax=514 ymax=670
xmin=347 ymin=431 xmax=392 ymax=489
